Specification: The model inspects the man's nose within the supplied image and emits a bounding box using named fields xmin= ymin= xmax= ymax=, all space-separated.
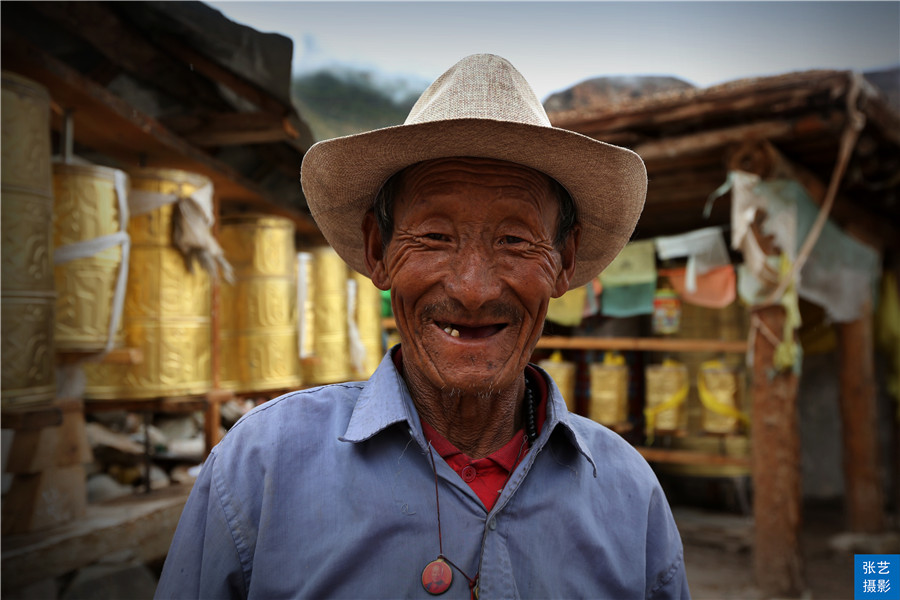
xmin=445 ymin=247 xmax=502 ymax=310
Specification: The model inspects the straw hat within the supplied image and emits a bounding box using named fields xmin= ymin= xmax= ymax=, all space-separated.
xmin=300 ymin=53 xmax=647 ymax=289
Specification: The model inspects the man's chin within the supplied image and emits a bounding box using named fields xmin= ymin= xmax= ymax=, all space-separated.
xmin=434 ymin=368 xmax=518 ymax=398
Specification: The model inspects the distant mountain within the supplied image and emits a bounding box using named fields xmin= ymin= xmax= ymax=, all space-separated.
xmin=292 ymin=68 xmax=423 ymax=142
xmin=543 ymin=75 xmax=696 ymax=113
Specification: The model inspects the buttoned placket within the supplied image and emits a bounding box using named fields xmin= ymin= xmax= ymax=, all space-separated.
xmin=473 ymin=429 xmax=546 ymax=600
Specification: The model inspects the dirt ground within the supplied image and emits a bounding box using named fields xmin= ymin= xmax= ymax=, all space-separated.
xmin=678 ymin=501 xmax=897 ymax=600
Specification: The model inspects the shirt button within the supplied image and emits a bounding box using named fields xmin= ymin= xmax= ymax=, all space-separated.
xmin=488 ymin=518 xmax=497 ymax=530
xmin=461 ymin=465 xmax=477 ymax=482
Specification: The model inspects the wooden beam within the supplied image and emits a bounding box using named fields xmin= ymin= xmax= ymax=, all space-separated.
xmin=633 ymin=113 xmax=842 ymax=164
xmin=837 ymin=299 xmax=886 ymax=533
xmin=157 ymin=33 xmax=315 ymax=152
xmin=2 ymin=31 xmax=320 ymax=234
xmin=26 ymin=1 xmax=228 ymax=111
xmin=550 ymin=70 xmax=852 ymax=137
xmin=158 ymin=33 xmax=288 ymax=118
xmin=165 ymin=112 xmax=300 ymax=147
xmin=750 ymin=305 xmax=805 ymax=597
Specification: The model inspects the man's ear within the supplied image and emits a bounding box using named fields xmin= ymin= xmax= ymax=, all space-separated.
xmin=362 ymin=211 xmax=390 ymax=290
xmin=552 ymin=224 xmax=580 ymax=298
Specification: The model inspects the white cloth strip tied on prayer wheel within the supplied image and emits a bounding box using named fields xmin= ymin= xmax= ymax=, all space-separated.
xmin=53 ymin=168 xmax=131 ymax=356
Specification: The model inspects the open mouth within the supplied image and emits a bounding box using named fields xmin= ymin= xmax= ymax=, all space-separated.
xmin=436 ymin=321 xmax=507 ymax=339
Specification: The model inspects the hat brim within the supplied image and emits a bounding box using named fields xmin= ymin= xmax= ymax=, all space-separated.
xmin=300 ymin=118 xmax=647 ymax=290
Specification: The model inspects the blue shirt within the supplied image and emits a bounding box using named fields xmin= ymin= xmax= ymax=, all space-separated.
xmin=156 ymin=348 xmax=690 ymax=599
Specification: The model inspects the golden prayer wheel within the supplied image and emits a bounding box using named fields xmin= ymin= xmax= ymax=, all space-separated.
xmin=589 ymin=355 xmax=628 ymax=425
xmin=84 ymin=169 xmax=213 ymax=399
xmin=1 ymin=72 xmax=56 ymax=408
xmin=218 ymin=215 xmax=301 ymax=392
xmin=303 ymin=246 xmax=351 ymax=385
xmin=52 ymin=163 xmax=129 ymax=352
xmin=538 ymin=351 xmax=576 ymax=413
xmin=698 ymin=362 xmax=748 ymax=435
xmin=351 ymin=271 xmax=384 ymax=378
xmin=645 ymin=361 xmax=689 ymax=434
xmin=1 ymin=72 xmax=53 ymax=192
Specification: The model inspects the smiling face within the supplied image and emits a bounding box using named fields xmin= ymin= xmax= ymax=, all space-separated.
xmin=363 ymin=157 xmax=578 ymax=400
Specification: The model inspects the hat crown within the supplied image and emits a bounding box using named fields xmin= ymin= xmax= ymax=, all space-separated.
xmin=405 ymin=54 xmax=552 ymax=128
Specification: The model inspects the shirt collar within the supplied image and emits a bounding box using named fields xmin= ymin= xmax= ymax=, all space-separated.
xmin=340 ymin=345 xmax=598 ymax=477
xmin=531 ymin=361 xmax=599 ymax=477
xmin=339 ymin=346 xmax=424 ymax=444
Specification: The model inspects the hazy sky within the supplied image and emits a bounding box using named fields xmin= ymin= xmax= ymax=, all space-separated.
xmin=208 ymin=1 xmax=900 ymax=100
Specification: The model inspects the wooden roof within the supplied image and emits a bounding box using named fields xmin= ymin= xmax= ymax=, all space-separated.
xmin=549 ymin=69 xmax=900 ymax=251
xmin=1 ymin=0 xmax=322 ymax=237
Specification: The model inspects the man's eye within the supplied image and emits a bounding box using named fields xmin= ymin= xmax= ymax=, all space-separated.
xmin=424 ymin=233 xmax=448 ymax=242
xmin=500 ymin=235 xmax=526 ymax=245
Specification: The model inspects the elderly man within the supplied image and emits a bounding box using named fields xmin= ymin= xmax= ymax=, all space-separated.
xmin=156 ymin=54 xmax=689 ymax=599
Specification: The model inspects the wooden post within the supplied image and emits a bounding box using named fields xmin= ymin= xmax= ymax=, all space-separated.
xmin=750 ymin=304 xmax=805 ymax=597
xmin=837 ymin=299 xmax=886 ymax=532
xmin=204 ymin=398 xmax=221 ymax=456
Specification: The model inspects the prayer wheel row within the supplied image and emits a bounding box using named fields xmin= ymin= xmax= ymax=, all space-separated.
xmin=1 ymin=74 xmax=384 ymax=405
xmin=644 ymin=360 xmax=748 ymax=435
xmin=296 ymin=246 xmax=384 ymax=387
xmin=536 ymin=348 xmax=747 ymax=435
xmin=218 ymin=215 xmax=301 ymax=393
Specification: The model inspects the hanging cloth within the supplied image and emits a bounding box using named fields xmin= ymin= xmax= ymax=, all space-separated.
xmin=654 ymin=226 xmax=731 ymax=293
xmin=600 ymin=240 xmax=657 ymax=318
xmin=546 ymin=285 xmax=588 ymax=327
xmin=658 ymin=265 xmax=736 ymax=309
xmin=129 ymin=181 xmax=234 ymax=283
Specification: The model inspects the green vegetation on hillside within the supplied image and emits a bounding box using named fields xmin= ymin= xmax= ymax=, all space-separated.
xmin=292 ymin=69 xmax=423 ymax=142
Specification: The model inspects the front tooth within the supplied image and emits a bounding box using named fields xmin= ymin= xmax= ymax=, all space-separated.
xmin=450 ymin=328 xmax=460 ymax=337
xmin=444 ymin=326 xmax=452 ymax=334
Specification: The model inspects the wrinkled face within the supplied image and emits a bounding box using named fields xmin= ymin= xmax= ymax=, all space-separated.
xmin=364 ymin=157 xmax=577 ymax=397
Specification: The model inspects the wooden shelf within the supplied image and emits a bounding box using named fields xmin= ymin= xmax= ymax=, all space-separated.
xmin=637 ymin=447 xmax=751 ymax=468
xmin=84 ymin=390 xmax=235 ymax=455
xmin=381 ymin=319 xmax=747 ymax=354
xmin=57 ymin=347 xmax=144 ymax=366
xmin=536 ymin=336 xmax=747 ymax=353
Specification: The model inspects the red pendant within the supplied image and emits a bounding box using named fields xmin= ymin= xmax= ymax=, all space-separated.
xmin=422 ymin=558 xmax=452 ymax=595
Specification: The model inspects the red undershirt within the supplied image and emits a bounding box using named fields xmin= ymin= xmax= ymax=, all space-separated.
xmin=392 ymin=349 xmax=548 ymax=511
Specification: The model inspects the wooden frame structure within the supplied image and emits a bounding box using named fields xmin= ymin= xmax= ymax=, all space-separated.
xmin=550 ymin=69 xmax=899 ymax=597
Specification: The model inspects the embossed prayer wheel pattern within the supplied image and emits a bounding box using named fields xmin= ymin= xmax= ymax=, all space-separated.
xmin=700 ymin=367 xmax=743 ymax=434
xmin=1 ymin=71 xmax=56 ymax=408
xmin=645 ymin=364 xmax=688 ymax=432
xmin=352 ymin=271 xmax=384 ymax=378
xmin=589 ymin=364 xmax=628 ymax=425
xmin=304 ymin=246 xmax=351 ymax=385
xmin=218 ymin=215 xmax=301 ymax=392
xmin=539 ymin=358 xmax=576 ymax=413
xmin=53 ymin=163 xmax=127 ymax=351
xmin=84 ymin=169 xmax=212 ymax=399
